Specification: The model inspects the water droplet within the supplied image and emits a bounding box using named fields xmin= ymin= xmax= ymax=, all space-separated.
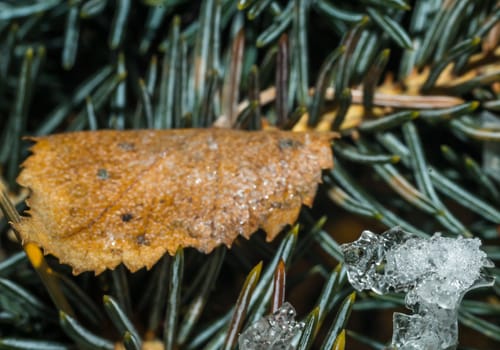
xmin=97 ymin=168 xmax=109 ymax=180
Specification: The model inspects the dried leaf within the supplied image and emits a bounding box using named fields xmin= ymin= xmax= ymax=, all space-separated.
xmin=114 ymin=339 xmax=163 ymax=350
xmin=15 ymin=129 xmax=335 ymax=274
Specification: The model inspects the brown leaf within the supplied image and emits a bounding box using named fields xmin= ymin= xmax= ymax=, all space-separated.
xmin=115 ymin=340 xmax=163 ymax=350
xmin=15 ymin=129 xmax=335 ymax=274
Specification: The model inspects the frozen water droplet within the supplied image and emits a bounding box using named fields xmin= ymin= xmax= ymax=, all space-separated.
xmin=97 ymin=168 xmax=109 ymax=180
xmin=238 ymin=302 xmax=304 ymax=350
xmin=341 ymin=227 xmax=494 ymax=350
xmin=208 ymin=139 xmax=218 ymax=151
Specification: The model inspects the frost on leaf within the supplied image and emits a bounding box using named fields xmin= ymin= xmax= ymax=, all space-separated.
xmin=341 ymin=227 xmax=494 ymax=350
xmin=238 ymin=302 xmax=304 ymax=350
xmin=15 ymin=129 xmax=335 ymax=274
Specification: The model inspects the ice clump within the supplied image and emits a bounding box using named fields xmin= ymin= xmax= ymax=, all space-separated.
xmin=238 ymin=302 xmax=304 ymax=350
xmin=341 ymin=227 xmax=494 ymax=350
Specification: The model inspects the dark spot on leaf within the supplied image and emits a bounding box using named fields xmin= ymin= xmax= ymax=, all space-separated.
xmin=279 ymin=138 xmax=302 ymax=150
xmin=136 ymin=234 xmax=150 ymax=246
xmin=121 ymin=213 xmax=133 ymax=222
xmin=117 ymin=142 xmax=135 ymax=151
xmin=97 ymin=168 xmax=108 ymax=180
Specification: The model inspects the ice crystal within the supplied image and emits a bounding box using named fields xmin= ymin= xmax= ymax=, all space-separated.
xmin=238 ymin=302 xmax=304 ymax=350
xmin=341 ymin=227 xmax=494 ymax=350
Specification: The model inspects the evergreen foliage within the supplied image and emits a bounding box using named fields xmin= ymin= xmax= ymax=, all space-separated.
xmin=0 ymin=1 xmax=499 ymax=349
